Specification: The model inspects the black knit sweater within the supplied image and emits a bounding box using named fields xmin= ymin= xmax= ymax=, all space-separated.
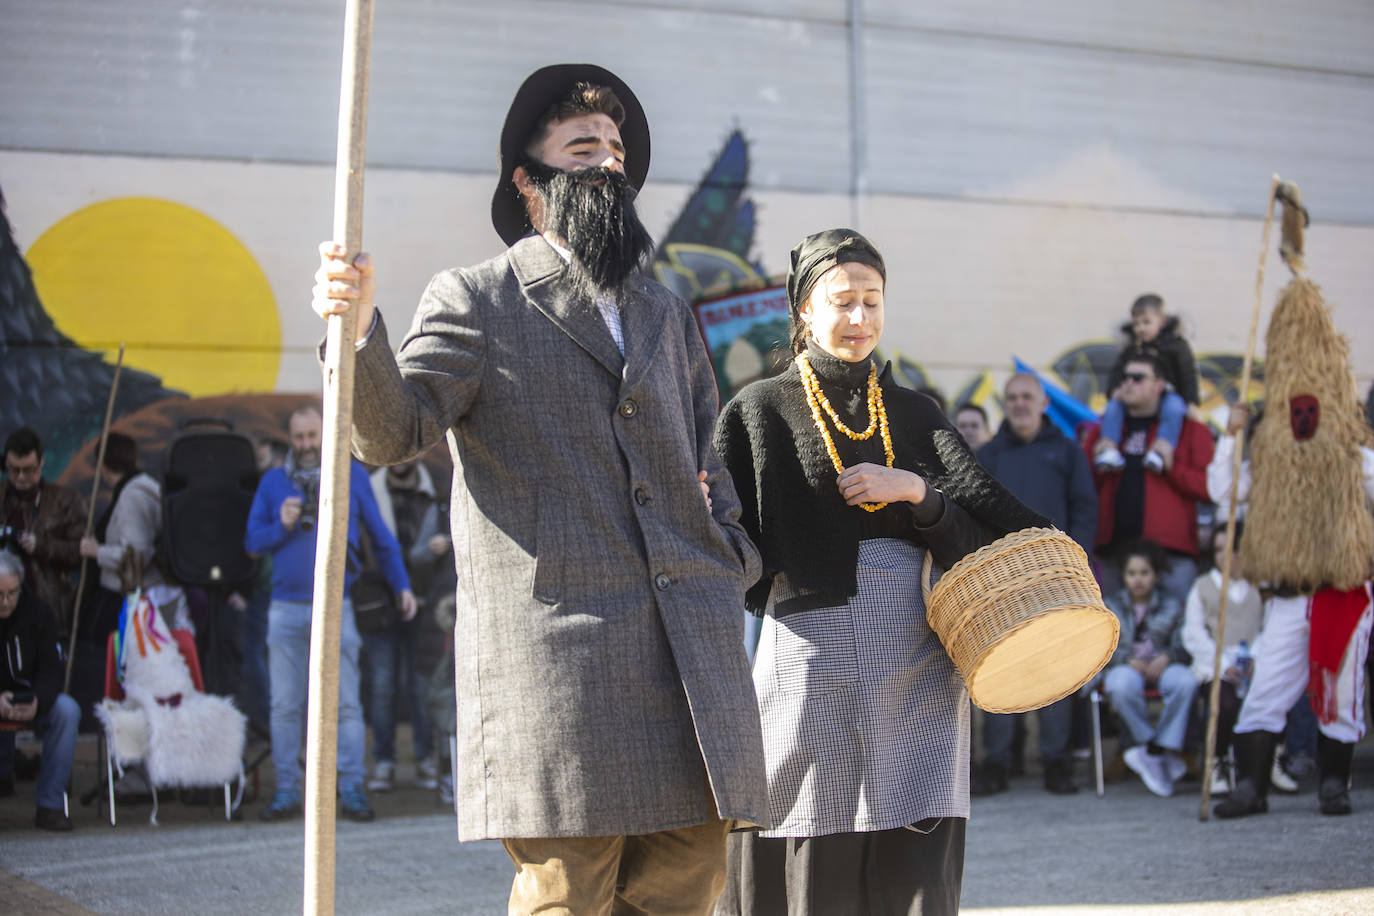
xmin=714 ymin=343 xmax=1050 ymax=612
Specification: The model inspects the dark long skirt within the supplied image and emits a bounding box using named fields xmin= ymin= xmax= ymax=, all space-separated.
xmin=715 ymin=818 xmax=966 ymax=916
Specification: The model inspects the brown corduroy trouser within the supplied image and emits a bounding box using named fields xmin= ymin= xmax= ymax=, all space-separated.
xmin=502 ymin=816 xmax=733 ymax=916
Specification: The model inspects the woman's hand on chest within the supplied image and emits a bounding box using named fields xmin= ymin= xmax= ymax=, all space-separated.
xmin=836 ymin=463 xmax=927 ymax=507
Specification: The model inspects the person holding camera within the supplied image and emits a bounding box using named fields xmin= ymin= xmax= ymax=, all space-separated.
xmin=0 ymin=551 xmax=80 ymax=831
xmin=245 ymin=404 xmax=414 ymax=824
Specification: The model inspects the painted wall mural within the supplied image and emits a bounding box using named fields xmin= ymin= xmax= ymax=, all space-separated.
xmin=663 ymin=135 xmax=1264 ymax=429
xmin=27 ymin=197 xmax=281 ymax=398
xmin=1 ymin=191 xmax=183 ymax=480
xmin=651 ymin=131 xmax=763 ymax=304
xmin=1 ymin=190 xmax=297 ymax=497
xmin=2 ymin=129 xmax=1270 ymax=496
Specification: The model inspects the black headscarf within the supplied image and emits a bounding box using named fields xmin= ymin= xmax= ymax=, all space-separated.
xmin=785 ymin=228 xmax=887 ymax=322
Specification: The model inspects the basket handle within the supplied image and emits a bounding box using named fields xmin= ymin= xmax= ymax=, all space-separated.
xmin=921 ymin=549 xmax=934 ymax=603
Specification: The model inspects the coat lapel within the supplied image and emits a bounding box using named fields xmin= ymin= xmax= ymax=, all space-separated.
xmin=618 ymin=275 xmax=668 ymax=393
xmin=509 ymin=235 xmax=624 ymax=378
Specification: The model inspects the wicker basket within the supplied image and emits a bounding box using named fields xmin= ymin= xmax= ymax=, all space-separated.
xmin=922 ymin=527 xmax=1118 ymax=714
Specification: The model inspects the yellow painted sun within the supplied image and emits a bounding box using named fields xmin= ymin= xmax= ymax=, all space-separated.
xmin=26 ymin=197 xmax=281 ymax=397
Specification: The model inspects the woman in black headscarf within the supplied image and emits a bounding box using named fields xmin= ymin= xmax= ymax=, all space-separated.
xmin=713 ymin=229 xmax=1046 ymax=915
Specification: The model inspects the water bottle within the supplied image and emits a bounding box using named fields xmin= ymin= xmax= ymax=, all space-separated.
xmin=1235 ymin=640 xmax=1253 ymax=699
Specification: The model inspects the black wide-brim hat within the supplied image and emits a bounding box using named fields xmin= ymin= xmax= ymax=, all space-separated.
xmin=491 ymin=63 xmax=651 ymax=247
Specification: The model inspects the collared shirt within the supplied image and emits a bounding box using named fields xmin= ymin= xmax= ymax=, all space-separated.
xmin=544 ymin=237 xmax=624 ymax=355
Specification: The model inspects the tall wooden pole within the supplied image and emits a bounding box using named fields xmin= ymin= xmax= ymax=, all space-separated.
xmin=304 ymin=0 xmax=372 ymax=911
xmin=1198 ymin=174 xmax=1279 ymax=821
xmin=63 ymin=344 xmax=124 ymax=693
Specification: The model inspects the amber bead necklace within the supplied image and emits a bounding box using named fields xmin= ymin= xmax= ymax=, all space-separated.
xmin=797 ymin=353 xmax=895 ymax=512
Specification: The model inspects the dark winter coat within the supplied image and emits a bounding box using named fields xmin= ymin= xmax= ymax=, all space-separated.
xmin=1107 ymin=316 xmax=1200 ymax=405
xmin=977 ymin=418 xmax=1098 ymax=554
xmin=0 ymin=589 xmax=62 ymax=719
xmin=0 ymin=480 xmax=85 ymax=636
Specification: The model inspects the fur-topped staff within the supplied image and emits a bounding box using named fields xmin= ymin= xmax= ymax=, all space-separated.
xmin=1199 ymin=176 xmax=1282 ymax=821
xmin=1244 ymin=181 xmax=1374 ymax=592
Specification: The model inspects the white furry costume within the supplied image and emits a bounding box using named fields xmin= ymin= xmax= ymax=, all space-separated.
xmin=95 ymin=591 xmax=245 ymax=816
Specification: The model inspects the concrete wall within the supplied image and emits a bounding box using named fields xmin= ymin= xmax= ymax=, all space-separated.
xmin=3 ymin=0 xmax=1372 ymax=403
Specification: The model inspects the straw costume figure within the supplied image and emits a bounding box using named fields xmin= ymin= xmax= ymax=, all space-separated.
xmin=1213 ymin=182 xmax=1374 ymax=819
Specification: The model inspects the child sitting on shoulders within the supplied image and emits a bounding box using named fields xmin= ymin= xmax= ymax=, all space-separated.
xmin=1095 ymin=293 xmax=1200 ymax=474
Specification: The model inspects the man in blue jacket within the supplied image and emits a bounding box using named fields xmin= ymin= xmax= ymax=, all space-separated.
xmin=245 ymin=404 xmax=413 ymax=823
xmin=972 ymin=372 xmax=1098 ymax=796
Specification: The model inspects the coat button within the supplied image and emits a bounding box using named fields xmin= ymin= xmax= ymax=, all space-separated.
xmin=634 ymin=487 xmax=650 ymax=506
xmin=618 ymin=398 xmax=638 ymax=418
xmin=654 ymin=573 xmax=671 ymax=590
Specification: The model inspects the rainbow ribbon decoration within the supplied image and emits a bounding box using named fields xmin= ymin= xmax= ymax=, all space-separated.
xmin=112 ymin=589 xmax=171 ymax=684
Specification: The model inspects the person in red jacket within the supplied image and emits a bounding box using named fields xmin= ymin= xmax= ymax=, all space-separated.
xmin=1083 ymin=352 xmax=1214 ymax=606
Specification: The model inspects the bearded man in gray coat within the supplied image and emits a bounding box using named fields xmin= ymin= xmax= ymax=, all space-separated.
xmin=313 ymin=64 xmax=768 ymax=914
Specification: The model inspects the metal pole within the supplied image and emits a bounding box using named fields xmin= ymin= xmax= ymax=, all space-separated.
xmin=63 ymin=343 xmax=124 ymax=693
xmin=1198 ymin=174 xmax=1279 ymax=821
xmin=304 ymin=0 xmax=372 ymax=910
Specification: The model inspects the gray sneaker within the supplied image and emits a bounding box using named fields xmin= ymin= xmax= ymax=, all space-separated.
xmin=416 ymin=756 xmax=440 ymax=791
xmin=366 ymin=760 xmax=395 ymax=792
xmin=1210 ymin=757 xmax=1231 ymax=796
xmin=1124 ymin=746 xmax=1173 ymax=797
xmin=1163 ymin=751 xmax=1187 ymax=783
xmin=1270 ymin=757 xmax=1300 ymax=794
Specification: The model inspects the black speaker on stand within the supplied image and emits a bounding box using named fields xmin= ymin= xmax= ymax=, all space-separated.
xmin=161 ymin=419 xmax=258 ymax=696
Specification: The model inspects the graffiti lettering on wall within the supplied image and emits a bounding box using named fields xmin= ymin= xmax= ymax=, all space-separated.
xmin=694 ymin=285 xmax=790 ymax=397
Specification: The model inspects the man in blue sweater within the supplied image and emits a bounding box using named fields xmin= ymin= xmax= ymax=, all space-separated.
xmin=245 ymin=404 xmax=413 ymax=822
xmin=972 ymin=372 xmax=1099 ymax=796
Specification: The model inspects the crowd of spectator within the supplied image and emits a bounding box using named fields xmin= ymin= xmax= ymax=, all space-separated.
xmin=0 ymin=409 xmax=456 ymax=831
xmin=953 ymin=293 xmax=1371 ymax=801
xmin=969 ymin=371 xmax=1096 ymax=796
xmin=2 ymin=287 xmax=1370 ymax=832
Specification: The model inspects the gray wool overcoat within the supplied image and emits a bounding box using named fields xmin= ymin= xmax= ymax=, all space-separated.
xmin=349 ymin=235 xmax=770 ymax=840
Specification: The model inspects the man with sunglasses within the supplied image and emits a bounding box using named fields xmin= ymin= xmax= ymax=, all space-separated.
xmin=1 ymin=428 xmax=86 ymax=639
xmin=1083 ymin=351 xmax=1215 ymax=604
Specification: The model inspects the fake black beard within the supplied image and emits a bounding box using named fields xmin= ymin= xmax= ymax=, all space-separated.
xmin=522 ymin=161 xmax=655 ymax=302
